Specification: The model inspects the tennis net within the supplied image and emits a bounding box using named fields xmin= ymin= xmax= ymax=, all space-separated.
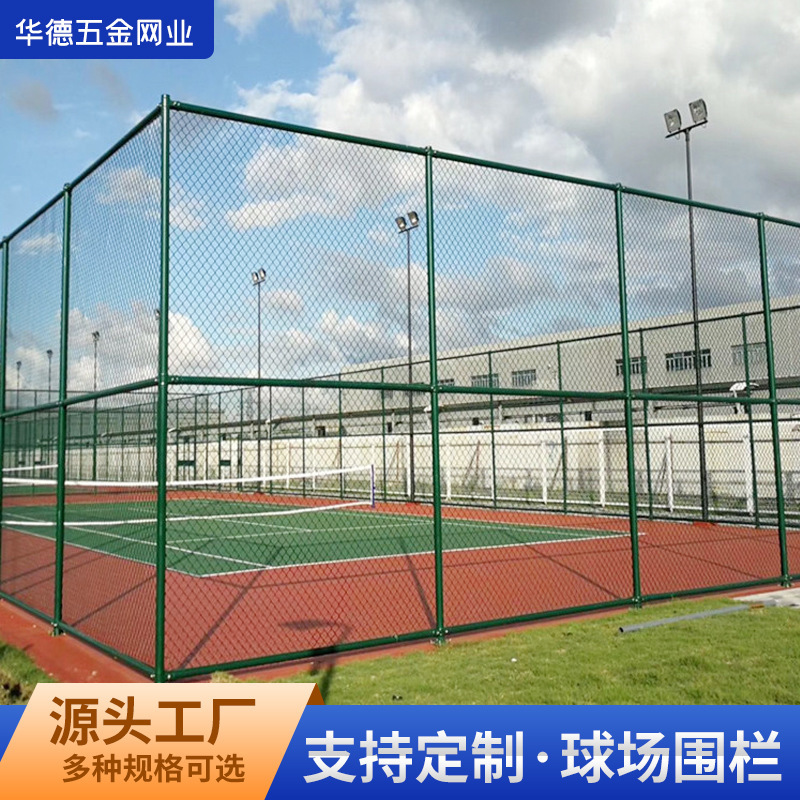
xmin=2 ymin=463 xmax=376 ymax=528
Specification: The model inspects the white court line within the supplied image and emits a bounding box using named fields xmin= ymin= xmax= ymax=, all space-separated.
xmin=200 ymin=530 xmax=635 ymax=578
xmin=2 ymin=512 xmax=271 ymax=575
xmin=4 ymin=506 xmax=636 ymax=580
xmin=1 ymin=499 xmax=371 ymax=527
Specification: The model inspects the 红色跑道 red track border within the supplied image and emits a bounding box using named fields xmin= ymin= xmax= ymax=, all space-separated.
xmin=1 ymin=492 xmax=795 ymax=675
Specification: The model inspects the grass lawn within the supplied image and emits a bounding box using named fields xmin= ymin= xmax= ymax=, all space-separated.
xmin=216 ymin=598 xmax=800 ymax=704
xmin=0 ymin=640 xmax=52 ymax=704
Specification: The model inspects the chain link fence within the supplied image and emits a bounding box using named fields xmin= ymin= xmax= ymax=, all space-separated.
xmin=1 ymin=96 xmax=797 ymax=680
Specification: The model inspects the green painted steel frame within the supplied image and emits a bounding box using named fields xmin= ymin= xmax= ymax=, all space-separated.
xmin=2 ymin=95 xmax=800 ymax=682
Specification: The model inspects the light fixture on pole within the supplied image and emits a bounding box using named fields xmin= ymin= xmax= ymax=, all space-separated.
xmin=395 ymin=211 xmax=420 ymax=502
xmin=251 ymin=268 xmax=267 ymax=484
xmin=664 ymin=97 xmax=709 ymax=520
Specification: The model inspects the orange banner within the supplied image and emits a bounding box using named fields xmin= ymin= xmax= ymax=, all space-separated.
xmin=0 ymin=682 xmax=323 ymax=798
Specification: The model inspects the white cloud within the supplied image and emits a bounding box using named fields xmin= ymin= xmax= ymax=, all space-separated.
xmin=225 ymin=138 xmax=421 ymax=230
xmin=99 ymin=166 xmax=206 ymax=232
xmin=226 ymin=0 xmax=800 ymax=219
xmin=267 ymin=289 xmax=304 ymax=314
xmin=17 ymin=232 xmax=61 ymax=255
xmin=221 ymin=0 xmax=343 ymax=36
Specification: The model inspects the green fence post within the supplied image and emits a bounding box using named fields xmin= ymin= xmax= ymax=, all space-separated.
xmin=338 ymin=374 xmax=344 ymax=499
xmin=557 ymin=341 xmax=567 ymax=512
xmin=615 ymin=187 xmax=642 ymax=605
xmin=639 ymin=329 xmax=653 ymax=518
xmin=53 ymin=184 xmax=72 ymax=634
xmin=426 ymin=149 xmax=445 ymax=642
xmin=757 ymin=217 xmax=789 ymax=584
xmin=238 ymin=388 xmax=244 ymax=480
xmin=380 ymin=367 xmax=388 ymax=502
xmin=267 ymin=385 xmax=273 ymax=492
xmin=301 ymin=386 xmax=306 ymax=497
xmin=0 ymin=239 xmax=9 ymax=580
xmin=154 ymin=94 xmax=171 ymax=682
xmin=488 ymin=351 xmax=498 ymax=508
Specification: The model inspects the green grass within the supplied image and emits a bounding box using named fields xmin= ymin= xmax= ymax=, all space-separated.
xmin=216 ymin=599 xmax=800 ymax=704
xmin=3 ymin=495 xmax=622 ymax=576
xmin=0 ymin=639 xmax=53 ymax=704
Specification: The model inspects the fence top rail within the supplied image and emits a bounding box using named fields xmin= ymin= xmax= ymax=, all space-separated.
xmin=170 ymin=99 xmax=429 ymax=157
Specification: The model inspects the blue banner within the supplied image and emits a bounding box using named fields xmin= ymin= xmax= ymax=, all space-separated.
xmin=0 ymin=706 xmax=23 ymax=760
xmin=273 ymin=705 xmax=799 ymax=799
xmin=1 ymin=702 xmax=797 ymax=797
xmin=1 ymin=1 xmax=213 ymax=58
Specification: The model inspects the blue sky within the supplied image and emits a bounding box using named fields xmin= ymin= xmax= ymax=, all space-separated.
xmin=4 ymin=0 xmax=800 ymax=394
xmin=1 ymin=4 xmax=327 ymax=234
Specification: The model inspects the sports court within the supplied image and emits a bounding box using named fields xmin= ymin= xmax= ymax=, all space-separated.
xmin=2 ymin=97 xmax=798 ymax=680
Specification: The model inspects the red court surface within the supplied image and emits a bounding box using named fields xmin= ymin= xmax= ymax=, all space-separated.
xmin=1 ymin=500 xmax=796 ymax=678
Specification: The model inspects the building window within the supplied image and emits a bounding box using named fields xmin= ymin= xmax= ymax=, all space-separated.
xmin=385 ymin=422 xmax=393 ymax=434
xmin=511 ymin=369 xmax=537 ymax=387
xmin=315 ymin=425 xmax=327 ymax=438
xmin=665 ymin=349 xmax=712 ymax=372
xmin=438 ymin=378 xmax=455 ymax=387
xmin=470 ymin=373 xmax=500 ymax=388
xmin=472 ymin=417 xmax=482 ymax=426
xmin=615 ymin=356 xmax=647 ymax=377
xmin=536 ymin=413 xmax=562 ymax=423
xmin=731 ymin=342 xmax=767 ymax=366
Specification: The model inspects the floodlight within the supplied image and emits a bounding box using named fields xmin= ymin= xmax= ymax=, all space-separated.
xmin=251 ymin=271 xmax=259 ymax=284
xmin=92 ymin=331 xmax=100 ymax=342
xmin=407 ymin=211 xmax=419 ymax=227
xmin=689 ymin=98 xmax=707 ymax=124
xmin=664 ymin=109 xmax=682 ymax=134
xmin=395 ymin=216 xmax=407 ymax=232
xmin=258 ymin=268 xmax=267 ymax=282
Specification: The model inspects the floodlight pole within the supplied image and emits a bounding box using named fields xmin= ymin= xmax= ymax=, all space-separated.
xmin=666 ymin=119 xmax=709 ymax=520
xmin=396 ymin=213 xmax=419 ymax=502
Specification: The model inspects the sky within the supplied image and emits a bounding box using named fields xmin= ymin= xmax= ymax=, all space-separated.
xmin=4 ymin=0 xmax=800 ymax=397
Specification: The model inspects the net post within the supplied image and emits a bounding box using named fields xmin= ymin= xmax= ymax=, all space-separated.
xmin=52 ymin=183 xmax=72 ymax=636
xmin=614 ymin=185 xmax=642 ymax=606
xmin=154 ymin=94 xmax=171 ymax=682
xmin=756 ymin=215 xmax=789 ymax=584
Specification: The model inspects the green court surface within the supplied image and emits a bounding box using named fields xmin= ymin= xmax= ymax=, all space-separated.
xmin=2 ymin=496 xmax=626 ymax=577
